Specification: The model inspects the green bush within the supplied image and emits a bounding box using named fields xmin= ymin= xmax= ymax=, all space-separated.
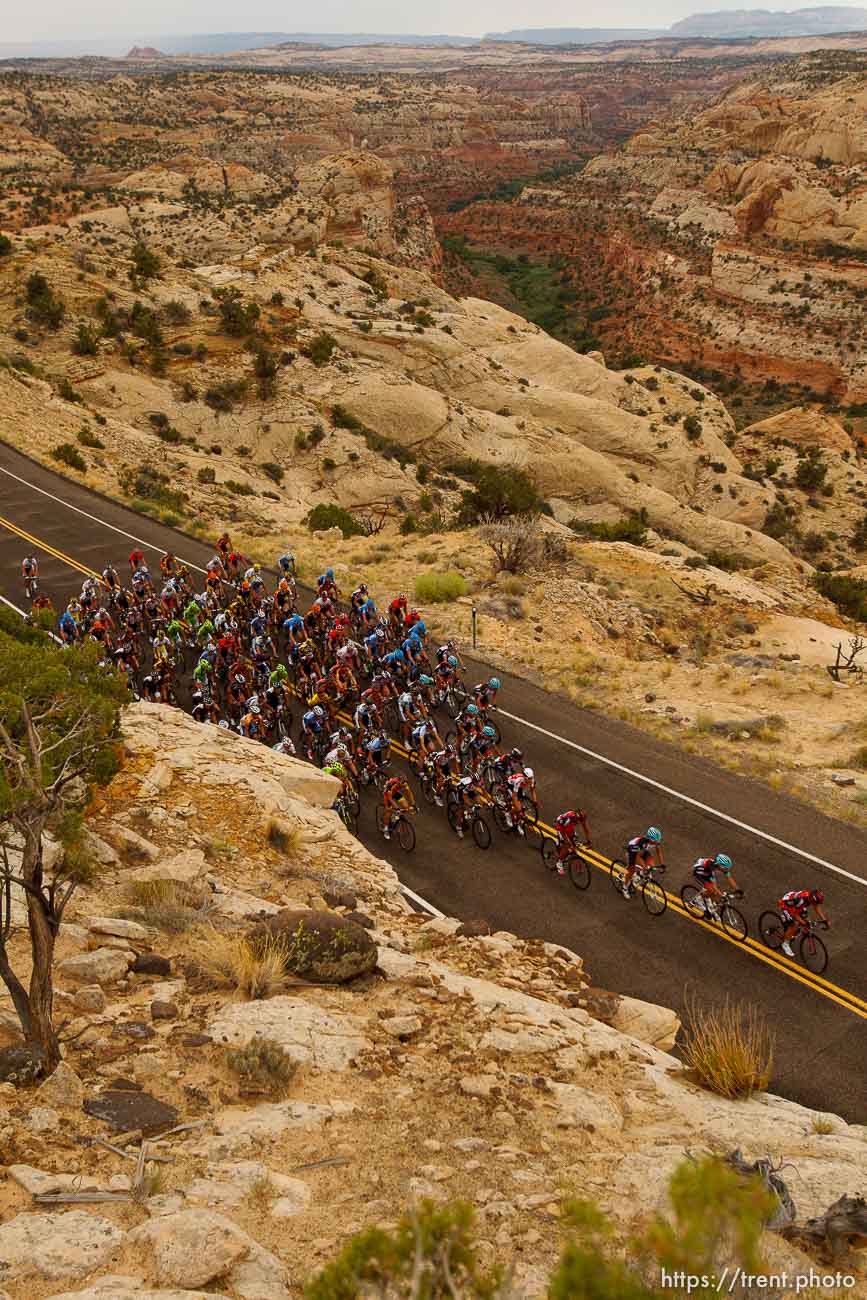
xmin=162 ymin=299 xmax=191 ymax=324
xmin=25 ymin=273 xmax=65 ymax=330
xmin=414 ymin=571 xmax=467 ymax=603
xmin=0 ymin=233 xmax=12 ymax=256
xmin=197 ymin=466 xmax=216 ymax=484
xmin=130 ymin=243 xmax=160 ymax=281
xmin=813 ymin=571 xmax=867 ymax=621
xmin=72 ymin=321 xmax=99 ymax=356
xmin=572 ymin=510 xmax=648 ymax=546
xmin=215 ymin=287 xmax=259 ymax=337
xmin=50 ymin=443 xmax=87 ymax=472
xmin=76 ymin=427 xmax=104 ymax=449
xmin=400 ymin=513 xmax=418 ymax=535
xmin=120 ymin=465 xmax=187 ymax=513
xmin=449 ymin=459 xmax=544 ymax=522
xmin=302 ymin=333 xmax=338 ymax=367
xmin=331 ymin=403 xmax=364 ymax=432
xmin=306 ymin=1155 xmax=774 ymax=1299
xmin=305 ymin=503 xmax=363 ymax=537
xmin=204 ymin=379 xmax=247 ymax=412
xmin=261 ymin=461 xmax=284 ymax=484
xmin=795 ymin=448 xmax=827 ymax=492
xmin=684 ymin=414 xmax=702 ymax=441
xmin=224 ymin=479 xmax=255 ymax=497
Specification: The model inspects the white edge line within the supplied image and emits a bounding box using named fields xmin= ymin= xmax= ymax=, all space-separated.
xmin=497 ymin=706 xmax=866 ymax=889
xmin=0 ymin=592 xmax=63 ymax=644
xmin=2 ymin=461 xmax=862 ymax=891
xmin=400 ymin=884 xmax=445 ymax=918
xmin=0 ymin=464 xmax=209 ymax=575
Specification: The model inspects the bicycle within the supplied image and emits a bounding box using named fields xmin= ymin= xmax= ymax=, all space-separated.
xmin=610 ymin=858 xmax=667 ymax=915
xmin=758 ymin=910 xmax=829 ymax=974
xmin=333 ymin=789 xmax=359 ymax=836
xmin=680 ymin=885 xmax=748 ymax=941
xmin=24 ymin=574 xmax=39 ymax=602
xmin=540 ymin=836 xmax=591 ymax=890
xmin=492 ymin=787 xmax=539 ymax=837
xmin=441 ymin=679 xmax=469 ymax=719
xmin=375 ymin=804 xmax=416 ymax=852
xmin=446 ymin=800 xmax=491 ymax=849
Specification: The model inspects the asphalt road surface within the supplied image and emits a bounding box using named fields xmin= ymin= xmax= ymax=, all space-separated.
xmin=1 ymin=440 xmax=866 ymax=1121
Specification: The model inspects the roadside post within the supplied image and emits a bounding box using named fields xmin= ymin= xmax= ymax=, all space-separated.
xmin=471 ymin=605 xmax=477 ymax=649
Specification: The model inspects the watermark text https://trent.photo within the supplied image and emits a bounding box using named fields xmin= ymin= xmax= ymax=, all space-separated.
xmin=660 ymin=1265 xmax=857 ymax=1294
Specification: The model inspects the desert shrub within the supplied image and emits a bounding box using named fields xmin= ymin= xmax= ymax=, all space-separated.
xmin=813 ymin=571 xmax=867 ymax=621
xmin=72 ymin=321 xmax=99 ymax=356
xmin=681 ymin=994 xmax=773 ymax=1099
xmin=305 ymin=503 xmax=363 ymax=537
xmin=50 ymin=442 xmax=86 ymax=472
xmin=331 ymin=403 xmax=363 ymax=432
xmin=399 ymin=513 xmax=417 ymax=535
xmin=130 ymin=242 xmax=160 ymax=281
xmin=190 ymin=927 xmax=287 ymax=1000
xmin=448 ymin=459 xmax=544 ymax=522
xmin=204 ymin=379 xmax=247 ymax=412
xmin=0 ymin=234 xmax=11 ymax=256
xmin=795 ymin=448 xmax=827 ymax=492
xmin=120 ymin=464 xmax=187 ymax=513
xmin=266 ymin=817 xmax=302 ymax=854
xmin=303 ymin=333 xmax=338 ymax=367
xmin=705 ymin=549 xmax=744 ymax=572
xmin=197 ymin=466 xmax=216 ymax=484
xmin=479 ymin=515 xmax=543 ymax=573
xmin=76 ymin=427 xmax=104 ymax=449
xmin=414 ymin=571 xmax=467 ymax=603
xmin=261 ymin=461 xmax=284 ymax=484
xmin=214 ymin=286 xmax=259 ymax=336
xmin=25 ymin=272 xmax=65 ymax=329
xmin=684 ymin=414 xmax=702 ymax=441
xmin=572 ymin=509 xmax=648 ymax=546
xmin=226 ymin=1036 xmax=296 ymax=1096
xmin=224 ymin=479 xmax=254 ymax=497
xmin=123 ymin=878 xmax=208 ymax=933
xmin=162 ymin=298 xmax=191 ymax=324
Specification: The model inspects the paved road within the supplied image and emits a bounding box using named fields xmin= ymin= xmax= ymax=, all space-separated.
xmin=2 ymin=440 xmax=866 ymax=1121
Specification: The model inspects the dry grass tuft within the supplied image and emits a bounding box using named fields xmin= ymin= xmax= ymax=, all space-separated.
xmin=682 ymin=993 xmax=773 ymax=1100
xmin=810 ymin=1115 xmax=835 ymax=1135
xmin=188 ymin=926 xmax=287 ymax=1000
xmin=227 ymin=1037 xmax=296 ymax=1097
xmin=122 ymin=879 xmax=209 ymax=933
xmin=266 ymin=817 xmax=303 ymax=855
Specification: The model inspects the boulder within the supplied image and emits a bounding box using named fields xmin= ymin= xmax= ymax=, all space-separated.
xmin=0 ymin=1210 xmax=123 ymax=1281
xmin=57 ymin=947 xmax=131 ymax=986
xmin=549 ymin=1082 xmax=623 ymax=1131
xmin=87 ymin=916 xmax=151 ymax=941
xmin=84 ymin=1089 xmax=178 ymax=1136
xmin=151 ymin=1000 xmax=178 ymax=1021
xmin=0 ymin=1043 xmax=46 ymax=1085
xmin=131 ymin=953 xmax=172 ymax=976
xmin=608 ymin=994 xmax=681 ymax=1052
xmin=36 ymin=1062 xmax=85 ymax=1109
xmin=128 ymin=848 xmax=208 ymax=886
xmin=208 ymin=997 xmax=370 ymax=1071
xmin=128 ymin=1208 xmax=289 ymax=1297
xmin=185 ymin=1160 xmax=310 ymax=1213
xmin=247 ymin=908 xmax=377 ymax=983
xmin=105 ymin=824 xmax=160 ymax=862
xmin=73 ymin=985 xmax=107 ymax=1013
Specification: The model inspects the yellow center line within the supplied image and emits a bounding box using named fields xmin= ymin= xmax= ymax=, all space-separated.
xmin=4 ymin=514 xmax=866 ymax=1020
xmin=0 ymin=514 xmax=100 ymax=582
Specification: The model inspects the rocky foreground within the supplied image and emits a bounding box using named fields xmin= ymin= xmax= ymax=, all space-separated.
xmin=0 ymin=703 xmax=863 ymax=1297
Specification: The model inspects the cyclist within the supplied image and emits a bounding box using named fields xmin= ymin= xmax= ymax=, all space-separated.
xmin=364 ymin=729 xmax=391 ymax=781
xmin=128 ymin=548 xmax=145 ymax=574
xmin=58 ymin=606 xmax=79 ymax=645
xmin=239 ymin=701 xmax=264 ymax=740
xmin=473 ymin=677 xmax=500 ymax=711
xmin=381 ymin=774 xmax=416 ymax=840
xmin=554 ymin=809 xmax=592 ymax=875
xmin=451 ymin=773 xmax=482 ymax=839
xmin=101 ymin=562 xmax=119 ymax=592
xmin=397 ymin=687 xmax=422 ymax=744
xmin=455 ymin=702 xmax=481 ymax=746
xmin=410 ymin=718 xmax=441 ymax=762
xmin=468 ymin=723 xmax=498 ymax=777
xmin=324 ymin=760 xmax=353 ymax=807
xmin=273 ymin=736 xmax=296 ymax=757
xmin=426 ymin=744 xmax=458 ymax=806
xmin=623 ymin=827 xmax=664 ymax=899
xmin=778 ymin=888 xmax=830 ymax=957
xmin=278 ymin=551 xmax=296 ymax=579
xmin=691 ymin=853 xmax=740 ymax=917
xmin=21 ymin=555 xmax=39 ymax=589
xmin=301 ymin=705 xmax=328 ymax=756
xmin=505 ymin=766 xmax=537 ymax=836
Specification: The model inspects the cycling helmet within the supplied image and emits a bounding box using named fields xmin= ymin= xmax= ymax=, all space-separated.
xmin=413 ymin=621 xmax=426 ymax=636
xmin=714 ymin=853 xmax=733 ymax=872
xmin=233 ymin=673 xmax=245 ymax=684
xmin=509 ymin=747 xmax=523 ymax=760
xmin=325 ymin=762 xmax=345 ymax=779
xmin=218 ymin=719 xmax=230 ymax=730
xmin=392 ymin=650 xmax=405 ymax=663
xmin=646 ymin=827 xmax=663 ymax=843
xmin=489 ymin=677 xmax=501 ymax=690
xmin=317 ymin=574 xmax=325 ymax=585
xmin=375 ymin=628 xmax=386 ymax=640
xmin=810 ymin=889 xmax=825 ymax=905
xmin=249 ymin=703 xmax=261 ymax=715
xmin=419 ymin=674 xmax=433 ymax=686
xmin=524 ymin=767 xmax=534 ymax=781
xmin=313 ymin=706 xmax=325 ymax=719
xmin=465 ymin=703 xmax=478 ymax=716
xmin=482 ymin=725 xmax=496 ymax=739
xmin=447 ymin=655 xmax=458 ymax=668
xmin=326 ymin=567 xmax=334 ymax=579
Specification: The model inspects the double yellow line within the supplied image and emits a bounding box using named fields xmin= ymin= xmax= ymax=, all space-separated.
xmin=3 ymin=512 xmax=866 ymax=1022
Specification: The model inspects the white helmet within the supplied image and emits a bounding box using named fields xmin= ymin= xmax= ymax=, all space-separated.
xmin=524 ymin=767 xmax=534 ymax=781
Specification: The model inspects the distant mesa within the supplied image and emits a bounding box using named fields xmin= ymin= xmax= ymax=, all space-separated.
xmin=126 ymin=46 xmax=165 ymax=59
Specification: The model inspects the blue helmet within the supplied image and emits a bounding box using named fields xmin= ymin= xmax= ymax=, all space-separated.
xmin=714 ymin=853 xmax=733 ymax=872
xmin=646 ymin=827 xmax=662 ymax=844
xmin=489 ymin=677 xmax=500 ymax=690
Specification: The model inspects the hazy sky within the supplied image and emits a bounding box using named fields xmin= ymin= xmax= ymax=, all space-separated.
xmin=7 ymin=0 xmax=864 ymax=44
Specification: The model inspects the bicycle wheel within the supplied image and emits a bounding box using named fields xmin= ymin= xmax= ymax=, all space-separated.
xmin=375 ymin=804 xmax=386 ymax=833
xmin=396 ymin=818 xmax=416 ymax=853
xmin=800 ymin=931 xmax=828 ymax=975
xmin=339 ymin=804 xmax=358 ymax=836
xmin=447 ymin=803 xmax=461 ymax=833
xmin=492 ymin=802 xmax=512 ymax=833
xmin=642 ymin=877 xmax=667 ymax=916
xmin=720 ymin=905 xmax=748 ymax=943
xmin=758 ymin=911 xmax=785 ymax=950
xmin=568 ymin=854 xmax=591 ymax=891
xmin=471 ymin=815 xmax=491 ymax=850
xmin=540 ymin=837 xmax=558 ymax=872
xmin=444 ymin=729 xmax=458 ymax=750
xmin=420 ymin=775 xmax=437 ymax=806
xmin=445 ymin=683 xmax=468 ymax=719
xmin=680 ymin=884 xmax=706 ymax=919
xmin=609 ymin=858 xmax=627 ymax=893
xmin=345 ymin=785 xmax=360 ymax=816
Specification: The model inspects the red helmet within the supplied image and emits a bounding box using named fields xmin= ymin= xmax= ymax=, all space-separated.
xmin=811 ymin=889 xmax=825 ymax=905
